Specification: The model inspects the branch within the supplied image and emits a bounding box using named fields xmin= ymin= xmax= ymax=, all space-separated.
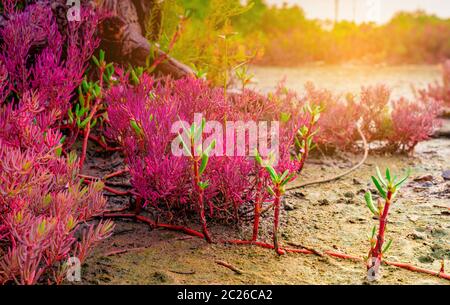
xmin=287 ymin=124 xmax=368 ymax=191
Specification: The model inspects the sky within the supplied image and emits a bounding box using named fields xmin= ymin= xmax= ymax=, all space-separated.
xmin=265 ymin=0 xmax=450 ymax=23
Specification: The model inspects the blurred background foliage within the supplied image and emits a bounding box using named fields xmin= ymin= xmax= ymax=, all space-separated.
xmin=148 ymin=0 xmax=450 ymax=83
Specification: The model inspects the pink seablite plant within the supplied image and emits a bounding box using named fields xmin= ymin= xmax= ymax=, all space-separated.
xmin=0 ymin=2 xmax=112 ymax=285
xmin=0 ymin=143 xmax=113 ymax=285
xmin=389 ymin=96 xmax=442 ymax=152
xmin=0 ymin=1 xmax=99 ymax=119
xmin=365 ymin=167 xmax=410 ymax=281
xmin=297 ymin=82 xmax=442 ymax=152
xmin=359 ymin=85 xmax=393 ymax=142
xmin=301 ymin=83 xmax=360 ymax=150
xmin=105 ymin=73 xmax=318 ymax=246
xmin=420 ymin=59 xmax=450 ymax=106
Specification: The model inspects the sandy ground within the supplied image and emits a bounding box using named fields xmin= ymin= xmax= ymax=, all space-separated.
xmin=249 ymin=64 xmax=441 ymax=99
xmin=80 ymin=65 xmax=449 ymax=285
xmin=81 ymin=127 xmax=450 ymax=285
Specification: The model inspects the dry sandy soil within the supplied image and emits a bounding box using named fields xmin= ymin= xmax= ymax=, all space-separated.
xmin=81 ymin=124 xmax=450 ymax=285
xmin=80 ymin=65 xmax=449 ymax=285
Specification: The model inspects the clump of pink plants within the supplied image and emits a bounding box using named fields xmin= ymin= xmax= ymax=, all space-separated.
xmin=301 ymin=83 xmax=442 ymax=152
xmin=105 ymin=72 xmax=319 ymax=250
xmin=420 ymin=59 xmax=450 ymax=106
xmin=0 ymin=1 xmax=99 ymax=116
xmin=389 ymin=96 xmax=442 ymax=152
xmin=0 ymin=143 xmax=113 ymax=285
xmin=0 ymin=1 xmax=113 ymax=285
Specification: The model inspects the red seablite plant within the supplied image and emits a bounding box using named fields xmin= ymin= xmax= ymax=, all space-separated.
xmin=420 ymin=59 xmax=450 ymax=106
xmin=365 ymin=167 xmax=410 ymax=280
xmin=389 ymin=96 xmax=442 ymax=152
xmin=301 ymin=83 xmax=442 ymax=152
xmin=0 ymin=2 xmax=112 ymax=285
xmin=177 ymin=119 xmax=216 ymax=242
xmin=0 ymin=2 xmax=99 ymax=117
xmin=105 ymin=73 xmax=317 ymax=245
xmin=0 ymin=144 xmax=113 ymax=285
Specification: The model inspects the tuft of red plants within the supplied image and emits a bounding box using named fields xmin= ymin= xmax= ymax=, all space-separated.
xmin=105 ymin=72 xmax=319 ymax=247
xmin=300 ymin=83 xmax=442 ymax=153
xmin=0 ymin=1 xmax=113 ymax=285
xmin=420 ymin=59 xmax=450 ymax=107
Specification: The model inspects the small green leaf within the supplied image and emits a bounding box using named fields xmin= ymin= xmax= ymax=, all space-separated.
xmin=99 ymin=49 xmax=105 ymax=62
xmin=298 ymin=125 xmax=309 ymax=137
xmin=280 ymin=173 xmax=295 ymax=186
xmin=92 ymin=55 xmax=99 ymax=67
xmin=267 ymin=186 xmax=275 ymax=196
xmin=371 ymin=226 xmax=377 ymax=239
xmin=199 ymin=154 xmax=209 ymax=175
xmin=376 ymin=167 xmax=387 ymax=186
xmin=91 ymin=118 xmax=98 ymax=129
xmin=79 ymin=116 xmax=91 ymax=128
xmin=313 ymin=112 xmax=321 ymax=123
xmin=265 ymin=166 xmax=278 ymax=183
xmin=67 ymin=109 xmax=74 ymax=123
xmin=382 ymin=239 xmax=393 ymax=254
xmin=279 ymin=170 xmax=289 ymax=182
xmin=130 ymin=70 xmax=140 ymax=85
xmin=190 ymin=122 xmax=196 ymax=138
xmin=365 ymin=191 xmax=379 ymax=216
xmin=371 ymin=176 xmax=387 ymax=199
xmin=385 ymin=168 xmax=391 ymax=182
xmin=82 ymin=79 xmax=89 ymax=92
xmin=178 ymin=134 xmax=192 ymax=157
xmin=395 ymin=169 xmax=411 ymax=189
xmin=280 ymin=112 xmax=291 ymax=123
xmin=75 ymin=103 xmax=81 ymax=117
xmin=93 ymin=83 xmax=101 ymax=97
xmin=37 ymin=220 xmax=46 ymax=236
xmin=255 ymin=153 xmax=262 ymax=166
xmin=55 ymin=147 xmax=62 ymax=157
xmin=130 ymin=120 xmax=143 ymax=137
xmin=198 ymin=181 xmax=209 ymax=190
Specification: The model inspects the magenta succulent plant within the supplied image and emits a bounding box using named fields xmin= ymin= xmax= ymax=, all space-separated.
xmin=0 ymin=2 xmax=111 ymax=285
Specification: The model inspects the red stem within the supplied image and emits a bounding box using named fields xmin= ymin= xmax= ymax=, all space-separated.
xmin=190 ymin=135 xmax=213 ymax=243
xmin=103 ymin=168 xmax=129 ymax=180
xmin=102 ymin=213 xmax=204 ymax=239
xmin=227 ymin=240 xmax=450 ymax=281
xmin=79 ymin=67 xmax=104 ymax=170
xmin=252 ymin=170 xmax=263 ymax=242
xmin=89 ymin=134 xmax=122 ymax=152
xmin=103 ymin=186 xmax=131 ymax=196
xmin=370 ymin=190 xmax=392 ymax=266
xmin=82 ymin=179 xmax=131 ymax=196
xmin=273 ymin=187 xmax=282 ymax=255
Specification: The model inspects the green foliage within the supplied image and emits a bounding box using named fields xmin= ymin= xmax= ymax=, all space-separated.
xmin=149 ymin=0 xmax=253 ymax=85
xmin=369 ymin=166 xmax=411 ymax=199
xmin=236 ymin=5 xmax=450 ymax=65
xmin=69 ymin=50 xmax=113 ymax=131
